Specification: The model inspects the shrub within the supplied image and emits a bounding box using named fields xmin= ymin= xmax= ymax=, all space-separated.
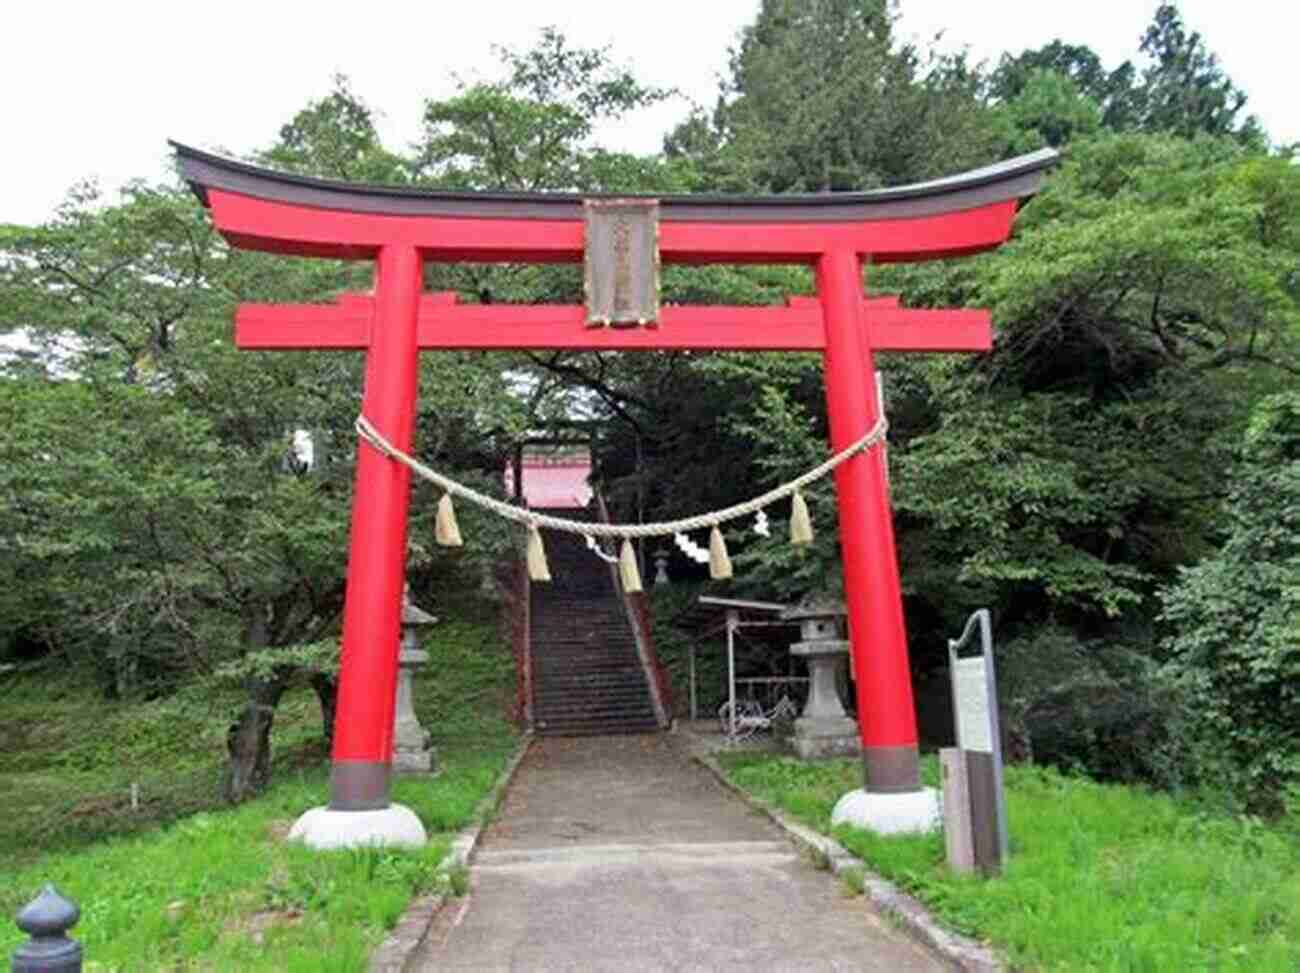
xmin=1159 ymin=392 xmax=1300 ymax=814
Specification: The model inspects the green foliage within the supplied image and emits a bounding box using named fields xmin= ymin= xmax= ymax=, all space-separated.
xmin=1134 ymin=3 xmax=1264 ymax=144
xmin=0 ymin=82 xmax=528 ymax=721
xmin=995 ymin=624 xmax=1172 ymax=777
xmin=992 ymin=68 xmax=1102 ymax=152
xmin=265 ymin=74 xmax=409 ymax=183
xmin=1159 ymin=392 xmax=1300 ymax=812
xmin=988 ymin=40 xmax=1116 ymax=108
xmin=0 ymin=776 xmax=452 ymax=971
xmin=673 ymin=0 xmax=1002 ymax=192
xmin=887 ymin=133 xmax=1297 ymax=635
xmin=645 ymin=583 xmax=732 ymax=716
xmin=989 ymin=4 xmax=1266 ymax=146
xmin=0 ymin=605 xmax=514 ymax=870
xmin=418 ymin=27 xmax=673 ymax=193
xmin=214 ymin=640 xmax=341 ymax=684
xmin=720 ymin=753 xmax=1300 ymax=971
xmin=0 ymin=608 xmax=520 ymax=968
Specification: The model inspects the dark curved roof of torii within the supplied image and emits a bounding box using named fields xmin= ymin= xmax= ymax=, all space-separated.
xmin=171 ymin=141 xmax=1058 ymax=224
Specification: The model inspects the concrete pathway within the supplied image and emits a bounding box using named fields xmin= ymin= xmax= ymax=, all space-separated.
xmin=416 ymin=735 xmax=940 ymax=972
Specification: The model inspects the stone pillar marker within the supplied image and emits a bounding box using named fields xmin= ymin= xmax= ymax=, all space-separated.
xmin=393 ymin=586 xmax=438 ymax=775
xmin=783 ymin=596 xmax=862 ymax=760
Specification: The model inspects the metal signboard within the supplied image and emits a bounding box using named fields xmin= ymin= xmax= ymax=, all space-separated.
xmin=947 ymin=608 xmax=1009 ymax=872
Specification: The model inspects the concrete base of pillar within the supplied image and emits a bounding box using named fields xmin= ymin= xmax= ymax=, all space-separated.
xmin=830 ymin=787 xmax=941 ymax=835
xmin=790 ymin=716 xmax=862 ymax=760
xmin=288 ymin=804 xmax=427 ymax=850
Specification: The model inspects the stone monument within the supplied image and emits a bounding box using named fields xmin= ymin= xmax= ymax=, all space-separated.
xmin=392 ymin=587 xmax=438 ymax=775
xmin=783 ymin=596 xmax=861 ymax=760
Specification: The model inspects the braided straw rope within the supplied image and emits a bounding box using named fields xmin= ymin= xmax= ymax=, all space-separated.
xmin=355 ymin=413 xmax=887 ymax=539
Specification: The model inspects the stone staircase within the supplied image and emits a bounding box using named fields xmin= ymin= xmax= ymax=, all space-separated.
xmin=530 ymin=508 xmax=661 ymax=736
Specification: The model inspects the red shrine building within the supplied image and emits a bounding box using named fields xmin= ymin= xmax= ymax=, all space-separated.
xmin=504 ymin=448 xmax=594 ymax=510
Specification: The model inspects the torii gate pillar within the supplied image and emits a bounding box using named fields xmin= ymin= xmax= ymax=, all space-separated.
xmin=820 ymin=250 xmax=936 ymax=832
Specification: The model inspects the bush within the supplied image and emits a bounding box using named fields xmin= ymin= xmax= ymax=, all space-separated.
xmin=996 ymin=624 xmax=1174 ymax=780
xmin=1159 ymin=392 xmax=1300 ymax=814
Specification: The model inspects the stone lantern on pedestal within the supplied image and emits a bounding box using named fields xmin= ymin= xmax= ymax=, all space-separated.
xmin=652 ymin=548 xmax=671 ymax=586
xmin=782 ymin=596 xmax=861 ymax=760
xmin=393 ymin=587 xmax=438 ymax=775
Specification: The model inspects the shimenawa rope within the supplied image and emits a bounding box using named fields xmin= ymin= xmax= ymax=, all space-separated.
xmin=354 ymin=413 xmax=887 ymax=539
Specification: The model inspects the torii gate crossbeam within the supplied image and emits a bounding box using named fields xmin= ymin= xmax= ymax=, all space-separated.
xmin=174 ymin=142 xmax=1056 ymax=843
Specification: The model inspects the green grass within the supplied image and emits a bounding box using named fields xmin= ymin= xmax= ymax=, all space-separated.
xmin=717 ymin=752 xmax=1300 ymax=972
xmin=0 ymin=604 xmax=519 ymax=970
xmin=0 ymin=667 xmax=332 ymax=869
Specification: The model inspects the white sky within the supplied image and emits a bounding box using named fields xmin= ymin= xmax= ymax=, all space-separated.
xmin=3 ymin=1 xmax=1295 ymax=227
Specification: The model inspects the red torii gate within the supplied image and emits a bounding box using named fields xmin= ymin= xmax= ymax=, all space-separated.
xmin=174 ymin=142 xmax=1056 ymax=842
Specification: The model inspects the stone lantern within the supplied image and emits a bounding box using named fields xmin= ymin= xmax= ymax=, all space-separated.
xmin=782 ymin=595 xmax=861 ymax=760
xmin=393 ymin=587 xmax=438 ymax=775
xmin=652 ymin=548 xmax=671 ymax=586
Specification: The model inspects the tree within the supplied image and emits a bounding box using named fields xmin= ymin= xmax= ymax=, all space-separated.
xmin=669 ymin=0 xmax=1002 ymax=193
xmin=992 ymin=68 xmax=1102 ymax=152
xmin=686 ymin=132 xmax=1298 ymax=778
xmin=1159 ymin=392 xmax=1300 ymax=813
xmin=0 ymin=81 xmax=531 ymax=800
xmin=416 ymin=27 xmax=673 ymax=193
xmin=1135 ymin=3 xmax=1262 ymax=143
xmin=990 ymin=4 xmax=1265 ymax=146
xmin=899 ymin=133 xmax=1296 ymax=616
xmin=987 ymin=40 xmax=1113 ymax=106
xmin=264 ymin=74 xmax=409 ymax=183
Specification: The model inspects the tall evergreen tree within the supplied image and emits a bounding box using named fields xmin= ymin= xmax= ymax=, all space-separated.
xmin=991 ymin=4 xmax=1264 ymax=145
xmin=669 ymin=0 xmax=1001 ymax=192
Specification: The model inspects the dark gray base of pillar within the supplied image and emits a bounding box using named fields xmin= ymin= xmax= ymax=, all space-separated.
xmin=329 ymin=760 xmax=390 ymax=811
xmin=862 ymin=744 xmax=922 ymax=794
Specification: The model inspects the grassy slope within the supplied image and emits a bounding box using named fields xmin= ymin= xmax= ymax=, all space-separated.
xmin=0 ymin=605 xmax=518 ymax=970
xmin=718 ymin=753 xmax=1300 ymax=972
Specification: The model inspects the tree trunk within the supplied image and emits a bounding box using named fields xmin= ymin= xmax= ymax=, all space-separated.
xmin=1001 ymin=707 xmax=1034 ymax=765
xmin=310 ymin=672 xmax=338 ymax=750
xmin=222 ymin=676 xmax=286 ymax=806
xmin=223 ymin=674 xmax=288 ymax=804
xmin=223 ymin=605 xmax=285 ymax=804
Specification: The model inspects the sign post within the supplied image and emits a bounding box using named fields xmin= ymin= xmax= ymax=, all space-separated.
xmin=944 ymin=609 xmax=1008 ymax=874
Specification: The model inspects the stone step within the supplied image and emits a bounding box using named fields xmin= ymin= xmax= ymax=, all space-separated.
xmin=534 ymin=682 xmax=651 ymax=700
xmin=532 ymin=648 xmax=641 ymax=661
xmin=532 ymin=671 xmax=646 ymax=684
xmin=535 ymin=713 xmax=660 ymax=725
xmin=533 ymin=652 xmax=640 ymax=663
xmin=534 ymin=719 xmax=661 ymax=736
xmin=532 ymin=654 xmax=641 ymax=666
xmin=534 ymin=669 xmax=646 ymax=679
xmin=533 ymin=636 xmax=633 ymax=644
xmin=525 ymin=512 xmax=663 ymax=735
xmin=533 ymin=677 xmax=651 ymax=691
xmin=476 ymin=841 xmax=795 ymax=869
xmin=533 ymin=697 xmax=655 ymax=714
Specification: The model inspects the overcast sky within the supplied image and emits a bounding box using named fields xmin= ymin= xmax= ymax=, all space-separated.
xmin=4 ymin=1 xmax=1294 ymax=226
